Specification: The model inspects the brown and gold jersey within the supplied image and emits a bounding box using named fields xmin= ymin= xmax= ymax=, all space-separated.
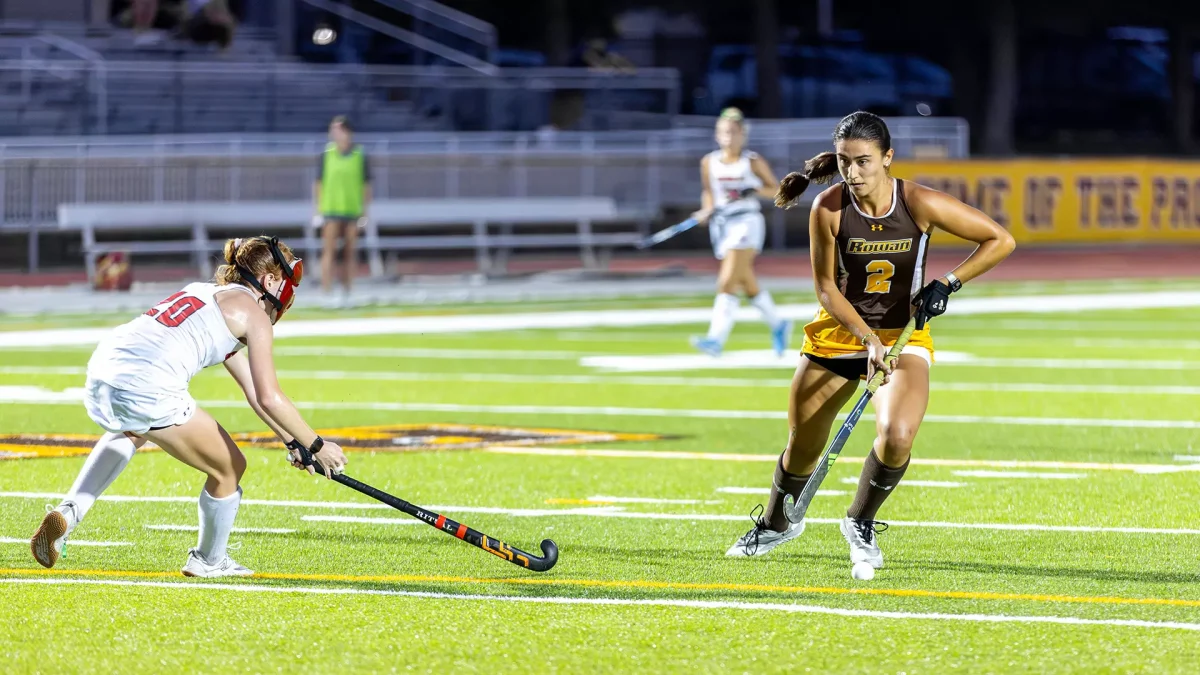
xmin=835 ymin=178 xmax=929 ymax=330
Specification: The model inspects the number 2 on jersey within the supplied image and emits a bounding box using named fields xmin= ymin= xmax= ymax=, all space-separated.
xmin=865 ymin=260 xmax=895 ymax=294
xmin=145 ymin=292 xmax=206 ymax=328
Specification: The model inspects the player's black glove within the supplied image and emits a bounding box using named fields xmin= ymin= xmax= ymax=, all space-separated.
xmin=912 ymin=279 xmax=954 ymax=330
xmin=286 ymin=437 xmax=323 ymax=468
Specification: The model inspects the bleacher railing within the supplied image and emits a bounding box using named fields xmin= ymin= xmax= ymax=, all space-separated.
xmin=0 ymin=118 xmax=968 ymax=229
xmin=0 ymin=60 xmax=683 ymax=135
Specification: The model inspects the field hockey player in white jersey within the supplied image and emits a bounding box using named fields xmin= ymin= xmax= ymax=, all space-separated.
xmin=690 ymin=107 xmax=792 ymax=358
xmin=30 ymin=236 xmax=349 ymax=578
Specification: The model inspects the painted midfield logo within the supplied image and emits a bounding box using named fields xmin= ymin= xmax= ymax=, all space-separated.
xmin=0 ymin=425 xmax=669 ymax=459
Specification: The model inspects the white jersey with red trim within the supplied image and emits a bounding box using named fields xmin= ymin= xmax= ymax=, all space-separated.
xmin=87 ymin=282 xmax=250 ymax=393
xmin=706 ymin=150 xmax=763 ymax=213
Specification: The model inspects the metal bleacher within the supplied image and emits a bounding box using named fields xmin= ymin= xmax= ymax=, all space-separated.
xmin=0 ymin=22 xmax=281 ymax=135
xmin=0 ymin=16 xmax=683 ymax=138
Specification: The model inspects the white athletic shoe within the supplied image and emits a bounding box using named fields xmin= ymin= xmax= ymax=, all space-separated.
xmin=31 ymin=502 xmax=79 ymax=569
xmin=726 ymin=507 xmax=806 ymax=557
xmin=181 ymin=548 xmax=254 ymax=578
xmin=690 ymin=336 xmax=723 ymax=357
xmin=840 ymin=517 xmax=887 ymax=569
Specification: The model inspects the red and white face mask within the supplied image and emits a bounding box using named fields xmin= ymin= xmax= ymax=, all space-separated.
xmin=233 ymin=237 xmax=303 ymax=323
xmin=273 ymin=256 xmax=304 ymax=319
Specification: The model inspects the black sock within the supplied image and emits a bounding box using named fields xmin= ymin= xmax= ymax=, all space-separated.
xmin=764 ymin=456 xmax=811 ymax=532
xmin=847 ymin=449 xmax=909 ymax=522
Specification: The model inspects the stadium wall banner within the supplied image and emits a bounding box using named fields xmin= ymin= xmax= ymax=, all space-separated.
xmin=890 ymin=160 xmax=1200 ymax=245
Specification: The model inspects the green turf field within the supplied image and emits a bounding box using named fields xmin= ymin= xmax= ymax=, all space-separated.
xmin=2 ymin=280 xmax=1199 ymax=673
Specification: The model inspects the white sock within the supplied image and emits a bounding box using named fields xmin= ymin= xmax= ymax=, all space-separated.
xmin=751 ymin=289 xmax=783 ymax=329
xmin=706 ymin=293 xmax=740 ymax=344
xmin=60 ymin=432 xmax=137 ymax=530
xmin=197 ymin=486 xmax=242 ymax=564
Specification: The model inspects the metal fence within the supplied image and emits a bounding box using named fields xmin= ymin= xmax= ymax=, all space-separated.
xmin=0 ymin=118 xmax=968 ymax=222
xmin=0 ymin=118 xmax=968 ymax=270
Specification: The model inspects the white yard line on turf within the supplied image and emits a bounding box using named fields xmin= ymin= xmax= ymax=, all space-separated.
xmin=0 ymin=537 xmax=131 ymax=547
xmin=303 ymin=512 xmax=1200 ymax=534
xmin=717 ymin=487 xmax=849 ymax=496
xmin=977 ymin=318 xmax=1200 ymax=332
xmin=10 ymin=366 xmax=1200 ymax=397
xmin=928 ymin=382 xmax=1200 ymax=395
xmin=580 ymin=351 xmax=1200 ymax=372
xmin=586 ymin=496 xmax=723 ymax=505
xmin=1 ymin=494 xmax=1195 ymax=534
xmin=951 ymin=471 xmax=1084 ymax=480
xmin=943 ymin=336 xmax=1200 ymax=350
xmin=0 ymin=492 xmax=392 ymax=509
xmin=144 ymin=525 xmax=296 ymax=534
xmin=274 ymin=346 xmax=595 ymax=360
xmin=5 ymin=578 xmax=1200 ymax=632
xmin=837 ymin=478 xmax=967 ymax=488
xmin=1174 ymin=455 xmax=1200 ymax=462
xmin=554 ymin=331 xmax=677 ymax=342
xmin=2 ymin=290 xmax=1199 ymax=348
xmin=301 ymin=505 xmax=628 ymax=522
xmin=483 ymin=448 xmax=1200 ymax=474
xmin=8 ymin=366 xmax=1200 ymax=397
xmin=3 ymin=387 xmax=1199 ymax=430
xmin=302 ymin=516 xmax=422 ymax=525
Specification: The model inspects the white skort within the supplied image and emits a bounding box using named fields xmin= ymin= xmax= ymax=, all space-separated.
xmin=84 ymin=376 xmax=197 ymax=435
xmin=711 ymin=211 xmax=766 ymax=260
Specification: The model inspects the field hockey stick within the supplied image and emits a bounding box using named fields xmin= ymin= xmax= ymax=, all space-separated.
xmin=782 ymin=317 xmax=917 ymax=524
xmin=634 ymin=187 xmax=759 ymax=249
xmin=289 ymin=442 xmax=559 ymax=572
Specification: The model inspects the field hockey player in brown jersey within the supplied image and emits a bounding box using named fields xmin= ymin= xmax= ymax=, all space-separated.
xmin=726 ymin=111 xmax=1015 ymax=572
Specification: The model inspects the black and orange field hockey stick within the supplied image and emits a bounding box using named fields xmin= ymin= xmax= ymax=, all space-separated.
xmin=290 ymin=442 xmax=558 ymax=572
xmin=783 ymin=317 xmax=917 ymax=524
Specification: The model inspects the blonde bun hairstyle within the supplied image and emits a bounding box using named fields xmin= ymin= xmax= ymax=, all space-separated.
xmin=214 ymin=237 xmax=295 ymax=285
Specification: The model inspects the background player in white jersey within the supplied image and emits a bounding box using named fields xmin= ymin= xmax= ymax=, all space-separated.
xmin=30 ymin=236 xmax=349 ymax=578
xmin=689 ymin=107 xmax=792 ymax=358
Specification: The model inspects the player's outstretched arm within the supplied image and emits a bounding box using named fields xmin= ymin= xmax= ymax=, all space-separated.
xmin=223 ymin=350 xmax=290 ymax=442
xmin=220 ymin=291 xmax=348 ymax=478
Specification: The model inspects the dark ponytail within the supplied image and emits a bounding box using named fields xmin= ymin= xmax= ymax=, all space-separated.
xmin=774 ymin=110 xmax=893 ymax=209
xmin=774 ymin=152 xmax=839 ymax=208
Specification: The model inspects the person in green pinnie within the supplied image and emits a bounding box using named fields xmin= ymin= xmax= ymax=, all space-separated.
xmin=312 ymin=115 xmax=372 ymax=303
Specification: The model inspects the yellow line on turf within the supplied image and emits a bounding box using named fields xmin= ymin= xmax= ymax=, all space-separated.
xmin=3 ymin=567 xmax=1198 ymax=609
